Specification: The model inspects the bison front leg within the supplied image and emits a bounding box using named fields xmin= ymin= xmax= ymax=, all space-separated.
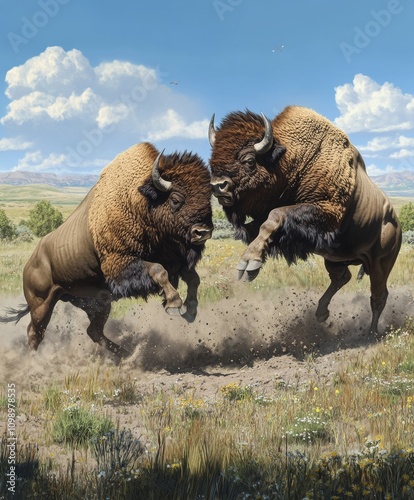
xmin=237 ymin=207 xmax=288 ymax=281
xmin=180 ymin=268 xmax=201 ymax=323
xmin=146 ymin=262 xmax=187 ymax=317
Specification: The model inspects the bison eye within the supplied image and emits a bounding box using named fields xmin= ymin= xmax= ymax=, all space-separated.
xmin=242 ymin=156 xmax=256 ymax=170
xmin=169 ymin=192 xmax=185 ymax=212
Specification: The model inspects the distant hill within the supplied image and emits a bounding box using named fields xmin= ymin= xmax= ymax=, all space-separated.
xmin=369 ymin=171 xmax=414 ymax=197
xmin=0 ymin=171 xmax=99 ymax=188
xmin=1 ymin=170 xmax=414 ymax=196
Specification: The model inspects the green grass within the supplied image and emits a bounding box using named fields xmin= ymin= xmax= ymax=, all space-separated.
xmin=52 ymin=405 xmax=114 ymax=448
xmin=0 ymin=184 xmax=89 ymax=222
xmin=1 ymin=323 xmax=414 ymax=498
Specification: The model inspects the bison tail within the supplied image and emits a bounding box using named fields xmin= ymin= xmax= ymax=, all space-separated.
xmin=0 ymin=304 xmax=30 ymax=325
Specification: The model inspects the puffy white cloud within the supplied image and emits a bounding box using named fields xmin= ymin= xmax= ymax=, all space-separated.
xmin=0 ymin=137 xmax=32 ymax=151
xmin=5 ymin=46 xmax=94 ymax=100
xmin=1 ymin=88 xmax=100 ymax=125
xmin=390 ymin=149 xmax=414 ymax=159
xmin=147 ymin=109 xmax=209 ymax=141
xmin=334 ymin=74 xmax=414 ymax=133
xmin=0 ymin=46 xmax=208 ymax=173
xmin=13 ymin=150 xmax=69 ymax=172
xmin=358 ymin=135 xmax=414 ymax=153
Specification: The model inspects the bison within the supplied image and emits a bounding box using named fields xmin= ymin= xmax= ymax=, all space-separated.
xmin=209 ymin=106 xmax=402 ymax=334
xmin=1 ymin=142 xmax=213 ymax=356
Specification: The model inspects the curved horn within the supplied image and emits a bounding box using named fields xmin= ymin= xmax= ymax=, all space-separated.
xmin=208 ymin=114 xmax=216 ymax=147
xmin=254 ymin=112 xmax=274 ymax=154
xmin=152 ymin=149 xmax=172 ymax=192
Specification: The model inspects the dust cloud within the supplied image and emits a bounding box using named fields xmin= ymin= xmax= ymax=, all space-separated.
xmin=1 ymin=284 xmax=413 ymax=388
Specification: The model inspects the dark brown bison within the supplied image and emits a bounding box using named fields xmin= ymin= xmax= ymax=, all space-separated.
xmin=1 ymin=142 xmax=213 ymax=356
xmin=209 ymin=106 xmax=401 ymax=334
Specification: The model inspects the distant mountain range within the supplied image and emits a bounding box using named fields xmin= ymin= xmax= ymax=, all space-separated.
xmin=1 ymin=170 xmax=414 ymax=196
xmin=0 ymin=171 xmax=99 ymax=188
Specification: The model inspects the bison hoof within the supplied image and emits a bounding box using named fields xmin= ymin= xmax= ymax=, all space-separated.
xmin=181 ymin=301 xmax=197 ymax=323
xmin=166 ymin=304 xmax=187 ymax=316
xmin=236 ymin=259 xmax=262 ymax=281
xmin=316 ymin=309 xmax=329 ymax=323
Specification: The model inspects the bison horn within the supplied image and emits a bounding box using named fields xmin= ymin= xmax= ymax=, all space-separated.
xmin=208 ymin=114 xmax=216 ymax=147
xmin=152 ymin=150 xmax=172 ymax=192
xmin=254 ymin=112 xmax=274 ymax=154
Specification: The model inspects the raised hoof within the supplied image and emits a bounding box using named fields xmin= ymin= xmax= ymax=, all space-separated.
xmin=236 ymin=260 xmax=248 ymax=280
xmin=237 ymin=260 xmax=262 ymax=281
xmin=166 ymin=304 xmax=187 ymax=316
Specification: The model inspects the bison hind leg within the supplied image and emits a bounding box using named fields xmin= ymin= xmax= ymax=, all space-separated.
xmin=316 ymin=261 xmax=352 ymax=323
xmin=70 ymin=296 xmax=131 ymax=358
xmin=26 ymin=285 xmax=61 ymax=351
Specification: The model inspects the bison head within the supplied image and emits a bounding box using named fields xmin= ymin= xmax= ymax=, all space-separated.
xmin=139 ymin=149 xmax=213 ymax=264
xmin=209 ymin=110 xmax=286 ymax=239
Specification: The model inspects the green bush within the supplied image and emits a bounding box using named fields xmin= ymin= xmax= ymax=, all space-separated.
xmin=52 ymin=405 xmax=113 ymax=448
xmin=28 ymin=200 xmax=63 ymax=237
xmin=0 ymin=209 xmax=17 ymax=240
xmin=399 ymin=202 xmax=414 ymax=232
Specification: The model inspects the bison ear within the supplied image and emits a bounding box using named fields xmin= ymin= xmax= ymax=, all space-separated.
xmin=270 ymin=141 xmax=286 ymax=163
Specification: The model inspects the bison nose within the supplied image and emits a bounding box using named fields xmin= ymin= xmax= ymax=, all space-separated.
xmin=210 ymin=176 xmax=234 ymax=206
xmin=190 ymin=226 xmax=213 ymax=244
xmin=210 ymin=178 xmax=229 ymax=194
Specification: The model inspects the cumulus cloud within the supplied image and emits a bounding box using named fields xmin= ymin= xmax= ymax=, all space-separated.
xmin=358 ymin=135 xmax=414 ymax=153
xmin=334 ymin=74 xmax=414 ymax=133
xmin=147 ymin=109 xmax=210 ymax=141
xmin=0 ymin=137 xmax=32 ymax=151
xmin=0 ymin=46 xmax=208 ymax=173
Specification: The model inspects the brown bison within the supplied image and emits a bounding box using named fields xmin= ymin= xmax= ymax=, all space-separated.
xmin=209 ymin=106 xmax=401 ymax=334
xmin=1 ymin=143 xmax=213 ymax=356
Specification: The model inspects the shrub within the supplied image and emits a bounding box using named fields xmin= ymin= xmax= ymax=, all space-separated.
xmin=92 ymin=429 xmax=144 ymax=475
xmin=0 ymin=209 xmax=17 ymax=240
xmin=52 ymin=405 xmax=113 ymax=448
xmin=28 ymin=200 xmax=63 ymax=237
xmin=402 ymin=230 xmax=414 ymax=245
xmin=399 ymin=202 xmax=414 ymax=232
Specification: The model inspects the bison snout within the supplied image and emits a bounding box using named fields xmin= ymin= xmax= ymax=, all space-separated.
xmin=190 ymin=225 xmax=213 ymax=244
xmin=210 ymin=176 xmax=234 ymax=206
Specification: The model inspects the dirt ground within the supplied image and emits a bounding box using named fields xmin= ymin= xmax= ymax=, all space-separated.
xmin=2 ymin=284 xmax=414 ymax=397
xmin=1 ymin=283 xmax=414 ymax=470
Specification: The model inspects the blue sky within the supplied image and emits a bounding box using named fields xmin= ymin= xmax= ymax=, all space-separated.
xmin=0 ymin=0 xmax=413 ymax=176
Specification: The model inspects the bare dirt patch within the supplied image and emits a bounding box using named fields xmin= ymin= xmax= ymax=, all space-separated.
xmin=2 ymin=284 xmax=413 ymax=396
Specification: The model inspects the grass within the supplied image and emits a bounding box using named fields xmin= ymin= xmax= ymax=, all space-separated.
xmin=52 ymin=405 xmax=113 ymax=448
xmin=1 ymin=323 xmax=414 ymax=497
xmin=1 ymin=191 xmax=414 ymax=498
xmin=0 ymin=184 xmax=89 ymax=222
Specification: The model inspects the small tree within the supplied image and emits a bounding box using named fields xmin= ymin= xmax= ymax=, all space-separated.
xmin=28 ymin=201 xmax=63 ymax=237
xmin=0 ymin=209 xmax=17 ymax=240
xmin=399 ymin=202 xmax=414 ymax=232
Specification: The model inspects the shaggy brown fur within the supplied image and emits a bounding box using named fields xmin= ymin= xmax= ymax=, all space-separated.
xmin=274 ymin=106 xmax=356 ymax=227
xmin=210 ymin=106 xmax=356 ymax=231
xmin=89 ymin=142 xmax=212 ymax=283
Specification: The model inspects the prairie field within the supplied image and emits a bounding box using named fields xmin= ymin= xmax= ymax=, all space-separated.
xmin=1 ymin=190 xmax=414 ymax=499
